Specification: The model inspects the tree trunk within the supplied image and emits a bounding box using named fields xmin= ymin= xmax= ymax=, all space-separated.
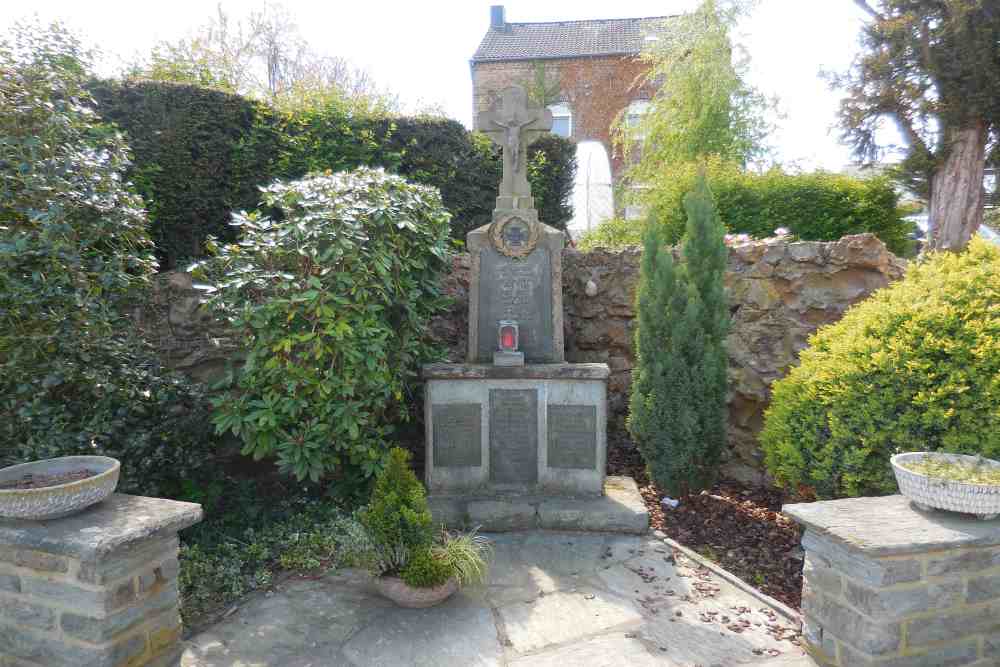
xmin=928 ymin=121 xmax=988 ymax=252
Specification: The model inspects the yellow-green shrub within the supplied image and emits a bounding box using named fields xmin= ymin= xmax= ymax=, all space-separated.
xmin=761 ymin=239 xmax=1000 ymax=498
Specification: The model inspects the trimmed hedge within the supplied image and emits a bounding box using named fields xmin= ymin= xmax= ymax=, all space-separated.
xmin=761 ymin=238 xmax=1000 ymax=499
xmin=580 ymin=164 xmax=913 ymax=255
xmin=90 ymin=81 xmax=575 ymax=267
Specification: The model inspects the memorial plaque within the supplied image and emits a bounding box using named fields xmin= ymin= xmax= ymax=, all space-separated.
xmin=432 ymin=404 xmax=482 ymax=467
xmin=547 ymin=405 xmax=597 ymax=469
xmin=478 ymin=248 xmax=553 ymax=362
xmin=489 ymin=389 xmax=538 ymax=484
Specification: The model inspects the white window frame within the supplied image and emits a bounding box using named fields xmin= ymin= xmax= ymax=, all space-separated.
xmin=548 ymin=103 xmax=573 ymax=138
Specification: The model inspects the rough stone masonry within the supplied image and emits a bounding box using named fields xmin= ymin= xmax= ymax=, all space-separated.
xmin=785 ymin=495 xmax=1000 ymax=667
xmin=0 ymin=494 xmax=203 ymax=667
xmin=138 ymin=233 xmax=904 ymax=481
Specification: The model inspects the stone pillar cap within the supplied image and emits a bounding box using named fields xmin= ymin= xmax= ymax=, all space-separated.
xmin=784 ymin=494 xmax=1000 ymax=557
xmin=0 ymin=493 xmax=203 ymax=559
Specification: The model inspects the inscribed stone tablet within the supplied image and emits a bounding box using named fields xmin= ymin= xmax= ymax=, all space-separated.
xmin=489 ymin=389 xmax=538 ymax=484
xmin=478 ymin=247 xmax=553 ymax=362
xmin=432 ymin=404 xmax=482 ymax=467
xmin=547 ymin=405 xmax=597 ymax=469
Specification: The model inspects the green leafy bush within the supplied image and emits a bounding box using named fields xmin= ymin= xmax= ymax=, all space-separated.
xmin=761 ymin=238 xmax=1000 ymax=499
xmin=400 ymin=547 xmax=453 ymax=588
xmin=177 ymin=486 xmax=361 ymax=626
xmin=359 ymin=447 xmax=435 ymax=576
xmin=358 ymin=447 xmax=490 ymax=588
xmin=90 ymin=82 xmax=575 ymax=263
xmin=196 ymin=168 xmax=452 ymax=483
xmin=583 ymin=163 xmax=913 ymax=254
xmin=0 ymin=21 xmax=219 ymax=495
xmin=628 ymin=175 xmax=730 ymax=495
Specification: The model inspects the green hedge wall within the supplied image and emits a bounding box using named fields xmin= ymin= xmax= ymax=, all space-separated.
xmin=580 ymin=164 xmax=913 ymax=256
xmin=90 ymin=81 xmax=575 ymax=267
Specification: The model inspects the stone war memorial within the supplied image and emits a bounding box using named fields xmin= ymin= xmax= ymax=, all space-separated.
xmin=423 ymin=86 xmax=647 ymax=533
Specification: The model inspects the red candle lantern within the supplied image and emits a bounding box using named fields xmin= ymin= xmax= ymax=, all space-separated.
xmin=498 ymin=320 xmax=519 ymax=352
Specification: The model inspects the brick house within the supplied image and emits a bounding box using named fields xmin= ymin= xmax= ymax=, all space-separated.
xmin=470 ymin=5 xmax=667 ymax=192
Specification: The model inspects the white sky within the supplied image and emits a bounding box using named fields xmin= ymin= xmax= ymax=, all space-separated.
xmin=3 ymin=0 xmax=880 ymax=171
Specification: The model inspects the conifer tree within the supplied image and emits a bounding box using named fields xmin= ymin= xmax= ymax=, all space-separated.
xmin=628 ymin=174 xmax=729 ymax=495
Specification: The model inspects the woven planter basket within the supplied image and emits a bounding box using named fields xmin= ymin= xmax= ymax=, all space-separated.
xmin=891 ymin=452 xmax=1000 ymax=521
xmin=373 ymin=576 xmax=458 ymax=608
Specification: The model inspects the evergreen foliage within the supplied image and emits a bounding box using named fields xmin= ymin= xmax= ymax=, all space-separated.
xmin=88 ymin=82 xmax=575 ymax=266
xmin=579 ymin=164 xmax=912 ymax=255
xmin=761 ymin=238 xmax=1000 ymax=499
xmin=628 ymin=175 xmax=730 ymax=495
xmin=836 ymin=0 xmax=999 ymax=250
xmin=195 ymin=168 xmax=452 ymax=483
xmin=0 ymin=22 xmax=219 ymax=494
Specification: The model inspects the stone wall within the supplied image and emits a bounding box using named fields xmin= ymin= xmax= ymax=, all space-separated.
xmin=0 ymin=495 xmax=202 ymax=667
xmin=141 ymin=233 xmax=905 ymax=481
xmin=785 ymin=495 xmax=1000 ymax=666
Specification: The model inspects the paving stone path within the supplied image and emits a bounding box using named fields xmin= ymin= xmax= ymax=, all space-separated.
xmin=181 ymin=531 xmax=814 ymax=667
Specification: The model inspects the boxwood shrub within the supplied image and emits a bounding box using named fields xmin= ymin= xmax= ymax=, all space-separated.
xmin=761 ymin=238 xmax=1000 ymax=499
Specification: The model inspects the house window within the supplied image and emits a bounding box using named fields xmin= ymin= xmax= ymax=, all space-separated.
xmin=625 ymin=100 xmax=650 ymax=136
xmin=548 ymin=103 xmax=572 ymax=138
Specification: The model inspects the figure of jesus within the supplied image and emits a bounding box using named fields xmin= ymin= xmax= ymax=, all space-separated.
xmin=490 ymin=114 xmax=534 ymax=174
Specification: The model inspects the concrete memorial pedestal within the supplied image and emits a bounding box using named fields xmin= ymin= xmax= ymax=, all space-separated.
xmin=424 ymin=86 xmax=646 ymax=533
xmin=0 ymin=494 xmax=202 ymax=667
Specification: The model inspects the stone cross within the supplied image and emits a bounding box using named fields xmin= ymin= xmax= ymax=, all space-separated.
xmin=477 ymin=86 xmax=553 ymax=201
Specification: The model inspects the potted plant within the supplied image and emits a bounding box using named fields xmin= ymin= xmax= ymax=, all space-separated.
xmin=0 ymin=456 xmax=120 ymax=521
xmin=358 ymin=447 xmax=491 ymax=608
xmin=891 ymin=452 xmax=1000 ymax=520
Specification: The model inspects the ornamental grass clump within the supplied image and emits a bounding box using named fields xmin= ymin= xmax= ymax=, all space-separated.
xmin=196 ymin=168 xmax=452 ymax=484
xmin=358 ymin=448 xmax=490 ymax=589
xmin=762 ymin=238 xmax=1000 ymax=499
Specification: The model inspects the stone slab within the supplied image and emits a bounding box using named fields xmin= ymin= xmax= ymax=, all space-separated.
xmin=538 ymin=476 xmax=648 ymax=533
xmin=181 ymin=528 xmax=809 ymax=667
xmin=498 ymin=589 xmax=643 ymax=653
xmin=0 ymin=494 xmax=203 ymax=560
xmin=428 ymin=476 xmax=648 ymax=534
xmin=477 ymin=245 xmax=554 ymax=362
xmin=489 ymin=388 xmax=538 ymax=484
xmin=468 ymin=500 xmax=537 ymax=531
xmin=784 ymin=495 xmax=1000 ymax=556
xmin=432 ymin=403 xmax=482 ymax=467
xmin=547 ymin=404 xmax=598 ymax=469
xmin=423 ymin=362 xmax=610 ymax=381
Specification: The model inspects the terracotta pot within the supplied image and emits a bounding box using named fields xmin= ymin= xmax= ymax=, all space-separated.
xmin=373 ymin=575 xmax=458 ymax=608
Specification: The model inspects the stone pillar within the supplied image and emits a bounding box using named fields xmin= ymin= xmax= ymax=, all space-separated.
xmin=784 ymin=495 xmax=1000 ymax=667
xmin=0 ymin=494 xmax=203 ymax=667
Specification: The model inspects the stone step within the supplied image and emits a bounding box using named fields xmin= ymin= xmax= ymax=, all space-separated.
xmin=428 ymin=476 xmax=648 ymax=534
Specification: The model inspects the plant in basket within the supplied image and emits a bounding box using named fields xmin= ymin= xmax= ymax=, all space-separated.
xmin=357 ymin=448 xmax=491 ymax=608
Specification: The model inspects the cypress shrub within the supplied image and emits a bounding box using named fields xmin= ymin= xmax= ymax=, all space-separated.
xmin=628 ymin=174 xmax=730 ymax=495
xmin=761 ymin=238 xmax=1000 ymax=499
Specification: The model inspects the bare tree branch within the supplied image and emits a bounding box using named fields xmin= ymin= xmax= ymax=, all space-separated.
xmin=852 ymin=0 xmax=883 ymax=20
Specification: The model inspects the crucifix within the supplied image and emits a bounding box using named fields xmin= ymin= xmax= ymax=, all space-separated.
xmin=477 ymin=85 xmax=553 ymax=202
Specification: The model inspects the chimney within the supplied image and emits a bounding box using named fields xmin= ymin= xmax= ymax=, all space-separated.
xmin=490 ymin=5 xmax=507 ymax=31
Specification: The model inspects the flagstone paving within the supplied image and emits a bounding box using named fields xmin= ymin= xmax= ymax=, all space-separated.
xmin=181 ymin=531 xmax=814 ymax=667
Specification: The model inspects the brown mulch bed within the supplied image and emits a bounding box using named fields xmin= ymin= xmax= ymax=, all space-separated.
xmin=608 ymin=442 xmax=805 ymax=611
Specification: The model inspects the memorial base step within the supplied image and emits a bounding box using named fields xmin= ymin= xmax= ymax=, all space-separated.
xmin=427 ymin=476 xmax=648 ymax=534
